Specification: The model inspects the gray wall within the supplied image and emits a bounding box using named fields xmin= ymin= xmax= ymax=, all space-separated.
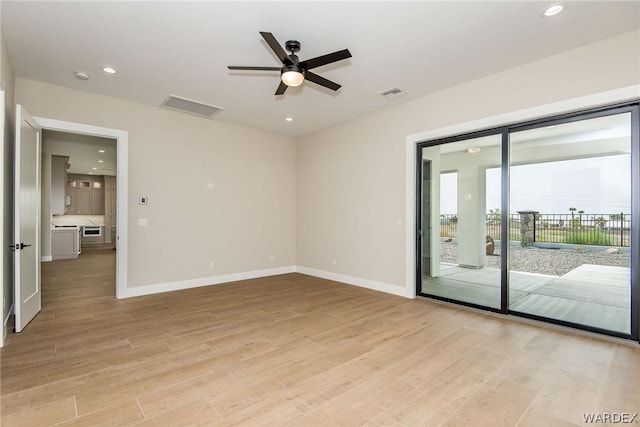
xmin=296 ymin=30 xmax=640 ymax=293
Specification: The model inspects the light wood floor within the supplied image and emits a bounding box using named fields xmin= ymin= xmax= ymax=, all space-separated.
xmin=1 ymin=249 xmax=639 ymax=426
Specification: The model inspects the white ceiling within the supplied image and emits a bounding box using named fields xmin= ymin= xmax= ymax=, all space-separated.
xmin=3 ymin=1 xmax=639 ymax=138
xmin=43 ymin=130 xmax=117 ymax=176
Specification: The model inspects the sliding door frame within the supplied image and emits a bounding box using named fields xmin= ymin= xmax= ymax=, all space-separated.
xmin=416 ymin=127 xmax=506 ymax=313
xmin=416 ymin=101 xmax=640 ymax=342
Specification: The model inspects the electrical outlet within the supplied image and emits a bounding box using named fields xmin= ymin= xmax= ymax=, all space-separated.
xmin=332 ymin=259 xmax=337 ymax=266
xmin=209 ymin=261 xmax=215 ymax=269
xmin=270 ymin=255 xmax=275 ymax=263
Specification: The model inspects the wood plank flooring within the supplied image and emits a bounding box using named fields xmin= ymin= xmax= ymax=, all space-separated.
xmin=1 ymin=248 xmax=639 ymax=426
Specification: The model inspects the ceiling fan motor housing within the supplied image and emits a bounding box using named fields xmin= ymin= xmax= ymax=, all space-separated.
xmin=283 ymin=53 xmax=302 ymax=72
xmin=285 ymin=40 xmax=301 ymax=54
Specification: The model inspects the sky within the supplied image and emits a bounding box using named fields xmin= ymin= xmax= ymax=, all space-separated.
xmin=440 ymin=154 xmax=631 ymax=216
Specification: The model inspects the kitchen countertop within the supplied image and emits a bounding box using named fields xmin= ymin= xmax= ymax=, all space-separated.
xmin=51 ymin=225 xmax=80 ymax=230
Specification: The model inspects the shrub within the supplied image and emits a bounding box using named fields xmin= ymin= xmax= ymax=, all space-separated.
xmin=564 ymin=229 xmax=613 ymax=246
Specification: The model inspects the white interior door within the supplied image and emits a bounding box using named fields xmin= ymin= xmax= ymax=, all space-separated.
xmin=14 ymin=105 xmax=41 ymax=332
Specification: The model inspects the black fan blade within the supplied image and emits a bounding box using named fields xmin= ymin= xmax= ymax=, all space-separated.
xmin=300 ymin=49 xmax=352 ymax=70
xmin=305 ymin=71 xmax=341 ymax=91
xmin=275 ymin=81 xmax=288 ymax=96
xmin=228 ymin=66 xmax=282 ymax=71
xmin=260 ymin=32 xmax=289 ymax=63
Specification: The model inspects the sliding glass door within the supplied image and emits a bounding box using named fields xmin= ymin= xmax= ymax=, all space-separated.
xmin=508 ymin=110 xmax=635 ymax=335
xmin=418 ymin=132 xmax=503 ymax=310
xmin=417 ymin=103 xmax=639 ymax=341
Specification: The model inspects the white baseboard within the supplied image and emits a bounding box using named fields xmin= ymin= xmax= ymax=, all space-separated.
xmin=41 ymin=255 xmax=52 ymax=262
xmin=295 ymin=266 xmax=413 ymax=298
xmin=123 ymin=266 xmax=297 ymax=298
xmin=119 ymin=265 xmax=413 ymax=301
xmin=2 ymin=303 xmax=14 ymax=348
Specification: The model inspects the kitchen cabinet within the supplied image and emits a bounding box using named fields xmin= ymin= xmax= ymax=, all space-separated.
xmin=51 ymin=155 xmax=69 ymax=215
xmin=51 ymin=228 xmax=80 ymax=260
xmin=91 ymin=187 xmax=104 ymax=214
xmin=67 ymin=174 xmax=104 ymax=215
xmin=104 ymin=176 xmax=116 ymax=247
xmin=75 ymin=188 xmax=91 ymax=214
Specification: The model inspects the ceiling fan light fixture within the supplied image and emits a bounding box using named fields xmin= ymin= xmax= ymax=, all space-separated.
xmin=281 ymin=70 xmax=304 ymax=87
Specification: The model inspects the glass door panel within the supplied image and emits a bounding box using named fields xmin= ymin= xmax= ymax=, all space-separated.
xmin=508 ymin=112 xmax=632 ymax=334
xmin=418 ymin=134 xmax=502 ymax=309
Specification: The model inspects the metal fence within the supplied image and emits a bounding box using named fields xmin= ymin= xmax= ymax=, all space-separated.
xmin=440 ymin=213 xmax=631 ymax=247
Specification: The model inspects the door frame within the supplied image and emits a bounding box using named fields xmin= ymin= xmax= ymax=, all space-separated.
xmin=0 ymin=89 xmax=5 ymax=346
xmin=34 ymin=117 xmax=128 ymax=299
xmin=405 ymin=85 xmax=640 ymax=340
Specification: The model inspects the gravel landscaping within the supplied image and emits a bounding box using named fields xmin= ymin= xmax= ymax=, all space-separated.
xmin=440 ymin=240 xmax=631 ymax=276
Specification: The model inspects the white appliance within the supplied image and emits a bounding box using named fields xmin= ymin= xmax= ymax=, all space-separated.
xmin=82 ymin=226 xmax=102 ymax=237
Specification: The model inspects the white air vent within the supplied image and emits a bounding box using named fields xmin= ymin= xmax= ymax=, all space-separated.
xmin=161 ymin=95 xmax=223 ymax=118
xmin=380 ymin=87 xmax=407 ymax=99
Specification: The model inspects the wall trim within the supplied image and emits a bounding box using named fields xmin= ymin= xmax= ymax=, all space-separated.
xmin=1 ymin=303 xmax=14 ymax=348
xmin=33 ymin=117 xmax=128 ymax=299
xmin=41 ymin=255 xmax=52 ymax=262
xmin=120 ymin=265 xmax=412 ymax=300
xmin=122 ymin=266 xmax=297 ymax=298
xmin=296 ymin=266 xmax=411 ymax=298
xmin=0 ymin=89 xmax=5 ymax=349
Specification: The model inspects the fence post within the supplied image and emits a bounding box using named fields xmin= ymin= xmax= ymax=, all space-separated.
xmin=517 ymin=211 xmax=538 ymax=247
xmin=621 ymin=212 xmax=624 ymax=246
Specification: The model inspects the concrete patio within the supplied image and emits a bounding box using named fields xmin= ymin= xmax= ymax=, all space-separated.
xmin=422 ymin=263 xmax=631 ymax=334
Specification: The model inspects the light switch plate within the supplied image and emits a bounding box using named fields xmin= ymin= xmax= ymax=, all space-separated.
xmin=139 ymin=196 xmax=147 ymax=205
xmin=138 ymin=218 xmax=148 ymax=227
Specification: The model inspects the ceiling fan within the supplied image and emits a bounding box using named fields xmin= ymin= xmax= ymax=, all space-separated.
xmin=227 ymin=32 xmax=352 ymax=96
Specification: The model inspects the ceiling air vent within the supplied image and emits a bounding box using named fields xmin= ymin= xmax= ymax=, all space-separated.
xmin=380 ymin=87 xmax=407 ymax=99
xmin=161 ymin=95 xmax=223 ymax=118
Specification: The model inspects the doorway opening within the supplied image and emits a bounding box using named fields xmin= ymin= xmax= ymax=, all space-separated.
xmin=42 ymin=130 xmax=118 ymax=303
xmin=34 ymin=116 xmax=128 ymax=301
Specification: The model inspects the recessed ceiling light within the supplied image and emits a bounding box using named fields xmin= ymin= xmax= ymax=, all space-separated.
xmin=101 ymin=66 xmax=118 ymax=74
xmin=74 ymin=71 xmax=89 ymax=80
xmin=98 ymin=160 xmax=104 ymax=163
xmin=91 ymin=167 xmax=98 ymax=170
xmin=467 ymin=147 xmax=482 ymax=154
xmin=543 ymin=3 xmax=565 ymax=17
xmin=98 ymin=149 xmax=106 ymax=153
xmin=285 ymin=117 xmax=294 ymax=122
